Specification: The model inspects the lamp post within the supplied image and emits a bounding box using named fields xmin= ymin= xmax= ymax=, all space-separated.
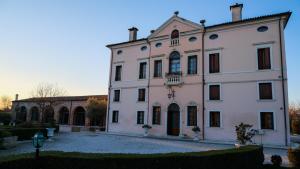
xmin=32 ymin=132 xmax=45 ymax=159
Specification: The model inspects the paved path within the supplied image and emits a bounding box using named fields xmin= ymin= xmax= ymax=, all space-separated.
xmin=0 ymin=132 xmax=292 ymax=166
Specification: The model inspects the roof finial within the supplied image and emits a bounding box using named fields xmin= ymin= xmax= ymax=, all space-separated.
xmin=174 ymin=11 xmax=179 ymax=16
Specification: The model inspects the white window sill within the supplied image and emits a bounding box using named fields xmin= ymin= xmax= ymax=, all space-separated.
xmin=257 ymin=99 xmax=276 ymax=102
xmin=206 ymin=100 xmax=223 ymax=102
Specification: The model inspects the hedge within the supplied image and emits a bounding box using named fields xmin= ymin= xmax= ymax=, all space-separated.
xmin=3 ymin=128 xmax=47 ymax=141
xmin=0 ymin=145 xmax=264 ymax=169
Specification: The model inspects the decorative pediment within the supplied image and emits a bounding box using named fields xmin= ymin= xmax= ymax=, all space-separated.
xmin=148 ymin=15 xmax=203 ymax=39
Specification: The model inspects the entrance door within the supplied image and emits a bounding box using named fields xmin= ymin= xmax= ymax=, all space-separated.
xmin=167 ymin=103 xmax=180 ymax=136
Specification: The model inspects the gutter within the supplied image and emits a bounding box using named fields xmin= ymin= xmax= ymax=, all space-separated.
xmin=106 ymin=49 xmax=114 ymax=132
xmin=278 ymin=18 xmax=288 ymax=146
xmin=147 ymin=40 xmax=151 ymax=125
xmin=201 ymin=27 xmax=206 ymax=140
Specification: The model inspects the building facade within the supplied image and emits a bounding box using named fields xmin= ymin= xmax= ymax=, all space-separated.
xmin=11 ymin=95 xmax=107 ymax=129
xmin=106 ymin=4 xmax=291 ymax=146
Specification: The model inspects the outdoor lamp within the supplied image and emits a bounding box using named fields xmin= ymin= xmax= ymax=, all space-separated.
xmin=32 ymin=132 xmax=45 ymax=159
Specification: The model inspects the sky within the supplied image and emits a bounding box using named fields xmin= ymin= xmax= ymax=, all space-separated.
xmin=0 ymin=0 xmax=299 ymax=103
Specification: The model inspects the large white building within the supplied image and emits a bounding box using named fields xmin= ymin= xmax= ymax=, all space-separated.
xmin=106 ymin=4 xmax=291 ymax=146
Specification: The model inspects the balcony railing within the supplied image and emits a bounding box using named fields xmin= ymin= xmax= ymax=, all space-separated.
xmin=170 ymin=38 xmax=179 ymax=46
xmin=165 ymin=72 xmax=182 ymax=86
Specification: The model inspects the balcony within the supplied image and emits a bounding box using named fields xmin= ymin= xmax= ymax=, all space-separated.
xmin=170 ymin=38 xmax=179 ymax=46
xmin=165 ymin=72 xmax=183 ymax=86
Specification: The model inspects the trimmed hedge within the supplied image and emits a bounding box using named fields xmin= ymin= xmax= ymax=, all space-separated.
xmin=4 ymin=128 xmax=47 ymax=141
xmin=0 ymin=146 xmax=264 ymax=169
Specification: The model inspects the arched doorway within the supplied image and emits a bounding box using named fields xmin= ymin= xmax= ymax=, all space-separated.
xmin=43 ymin=106 xmax=54 ymax=123
xmin=30 ymin=107 xmax=39 ymax=121
xmin=167 ymin=103 xmax=180 ymax=136
xmin=59 ymin=107 xmax=69 ymax=125
xmin=73 ymin=107 xmax=85 ymax=126
xmin=16 ymin=106 xmax=27 ymax=122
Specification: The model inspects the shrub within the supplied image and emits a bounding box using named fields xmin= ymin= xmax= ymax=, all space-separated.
xmin=16 ymin=122 xmax=59 ymax=133
xmin=71 ymin=127 xmax=80 ymax=132
xmin=7 ymin=128 xmax=47 ymax=141
xmin=291 ymin=119 xmax=300 ymax=134
xmin=0 ymin=112 xmax=11 ymax=125
xmin=235 ymin=123 xmax=255 ymax=145
xmin=288 ymin=147 xmax=300 ymax=167
xmin=271 ymin=155 xmax=282 ymax=166
xmin=89 ymin=127 xmax=96 ymax=132
xmin=192 ymin=126 xmax=200 ymax=132
xmin=0 ymin=130 xmax=12 ymax=138
xmin=0 ymin=146 xmax=264 ymax=169
xmin=142 ymin=124 xmax=152 ymax=129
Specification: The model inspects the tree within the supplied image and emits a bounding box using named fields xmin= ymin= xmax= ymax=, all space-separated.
xmin=30 ymin=83 xmax=66 ymax=123
xmin=289 ymin=101 xmax=300 ymax=134
xmin=86 ymin=97 xmax=107 ymax=127
xmin=235 ymin=123 xmax=255 ymax=145
xmin=0 ymin=95 xmax=12 ymax=111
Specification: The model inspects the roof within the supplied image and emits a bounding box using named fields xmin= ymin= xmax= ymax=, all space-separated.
xmin=13 ymin=95 xmax=107 ymax=103
xmin=106 ymin=11 xmax=291 ymax=48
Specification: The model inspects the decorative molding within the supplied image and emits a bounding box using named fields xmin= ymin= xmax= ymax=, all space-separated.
xmin=205 ymin=47 xmax=224 ymax=52
xmin=252 ymin=41 xmax=276 ymax=46
xmin=137 ymin=57 xmax=149 ymax=61
xmin=184 ymin=49 xmax=201 ymax=54
xmin=150 ymin=54 xmax=165 ymax=58
xmin=113 ymin=61 xmax=125 ymax=64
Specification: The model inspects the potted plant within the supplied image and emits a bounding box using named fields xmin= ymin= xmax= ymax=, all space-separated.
xmin=235 ymin=123 xmax=255 ymax=147
xmin=192 ymin=126 xmax=200 ymax=141
xmin=142 ymin=124 xmax=152 ymax=137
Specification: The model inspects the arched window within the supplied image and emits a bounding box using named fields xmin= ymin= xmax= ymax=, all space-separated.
xmin=43 ymin=106 xmax=54 ymax=123
xmin=171 ymin=30 xmax=179 ymax=39
xmin=73 ymin=106 xmax=86 ymax=126
xmin=59 ymin=107 xmax=69 ymax=125
xmin=16 ymin=106 xmax=27 ymax=122
xmin=30 ymin=107 xmax=39 ymax=121
xmin=169 ymin=51 xmax=181 ymax=74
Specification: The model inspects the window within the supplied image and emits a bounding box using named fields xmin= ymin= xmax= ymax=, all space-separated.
xmin=171 ymin=30 xmax=179 ymax=39
xmin=189 ymin=37 xmax=197 ymax=42
xmin=260 ymin=112 xmax=274 ymax=129
xmin=259 ymin=82 xmax=273 ymax=100
xmin=137 ymin=111 xmax=144 ymax=124
xmin=169 ymin=51 xmax=180 ymax=74
xmin=139 ymin=62 xmax=147 ymax=79
xmin=187 ymin=106 xmax=197 ymax=126
xmin=209 ymin=34 xmax=218 ymax=40
xmin=115 ymin=65 xmax=122 ymax=81
xmin=258 ymin=47 xmax=271 ymax=70
xmin=112 ymin=111 xmax=119 ymax=123
xmin=152 ymin=106 xmax=161 ymax=125
xmin=141 ymin=46 xmax=147 ymax=51
xmin=257 ymin=26 xmax=268 ymax=32
xmin=209 ymin=111 xmax=220 ymax=127
xmin=209 ymin=85 xmax=220 ymax=100
xmin=209 ymin=53 xmax=220 ymax=73
xmin=154 ymin=60 xmax=162 ymax=77
xmin=138 ymin=88 xmax=146 ymax=102
xmin=188 ymin=55 xmax=197 ymax=75
xmin=155 ymin=42 xmax=162 ymax=48
xmin=113 ymin=90 xmax=120 ymax=102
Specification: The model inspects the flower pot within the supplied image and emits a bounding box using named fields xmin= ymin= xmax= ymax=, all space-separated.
xmin=144 ymin=128 xmax=149 ymax=137
xmin=46 ymin=128 xmax=55 ymax=141
xmin=193 ymin=131 xmax=199 ymax=141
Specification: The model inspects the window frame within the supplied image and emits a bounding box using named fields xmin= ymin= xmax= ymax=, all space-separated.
xmin=208 ymin=111 xmax=222 ymax=128
xmin=136 ymin=111 xmax=145 ymax=125
xmin=137 ymin=88 xmax=146 ymax=102
xmin=153 ymin=59 xmax=163 ymax=78
xmin=258 ymin=111 xmax=276 ymax=130
xmin=113 ymin=89 xmax=121 ymax=102
xmin=152 ymin=106 xmax=161 ymax=125
xmin=139 ymin=62 xmax=147 ymax=79
xmin=112 ymin=110 xmax=119 ymax=123
xmin=208 ymin=84 xmax=222 ymax=101
xmin=256 ymin=44 xmax=273 ymax=71
xmin=257 ymin=81 xmax=275 ymax=101
xmin=169 ymin=51 xmax=181 ymax=74
xmin=187 ymin=55 xmax=198 ymax=75
xmin=187 ymin=106 xmax=197 ymax=126
xmin=114 ymin=64 xmax=123 ymax=81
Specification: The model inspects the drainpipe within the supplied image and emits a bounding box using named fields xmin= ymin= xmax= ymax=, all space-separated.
xmin=200 ymin=20 xmax=206 ymax=140
xmin=279 ymin=18 xmax=288 ymax=146
xmin=106 ymin=49 xmax=114 ymax=132
xmin=147 ymin=40 xmax=151 ymax=125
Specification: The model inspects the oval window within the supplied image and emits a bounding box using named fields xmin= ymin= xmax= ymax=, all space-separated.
xmin=155 ymin=42 xmax=162 ymax=48
xmin=189 ymin=37 xmax=197 ymax=42
xmin=117 ymin=50 xmax=122 ymax=55
xmin=209 ymin=34 xmax=218 ymax=40
xmin=141 ymin=46 xmax=147 ymax=51
xmin=257 ymin=26 xmax=268 ymax=32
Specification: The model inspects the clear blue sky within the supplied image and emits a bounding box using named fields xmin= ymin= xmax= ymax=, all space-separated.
xmin=0 ymin=0 xmax=299 ymax=103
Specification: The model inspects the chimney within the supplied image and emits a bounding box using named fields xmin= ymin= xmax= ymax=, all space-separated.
xmin=128 ymin=27 xmax=138 ymax=41
xmin=230 ymin=3 xmax=243 ymax=22
xmin=15 ymin=94 xmax=19 ymax=101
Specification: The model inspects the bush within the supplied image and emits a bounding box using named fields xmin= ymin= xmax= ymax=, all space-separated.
xmin=0 ymin=146 xmax=264 ymax=169
xmin=0 ymin=112 xmax=11 ymax=125
xmin=271 ymin=155 xmax=282 ymax=166
xmin=71 ymin=127 xmax=80 ymax=132
xmin=288 ymin=147 xmax=300 ymax=167
xmin=5 ymin=128 xmax=47 ymax=141
xmin=16 ymin=122 xmax=59 ymax=133
xmin=291 ymin=119 xmax=300 ymax=134
xmin=0 ymin=130 xmax=12 ymax=138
